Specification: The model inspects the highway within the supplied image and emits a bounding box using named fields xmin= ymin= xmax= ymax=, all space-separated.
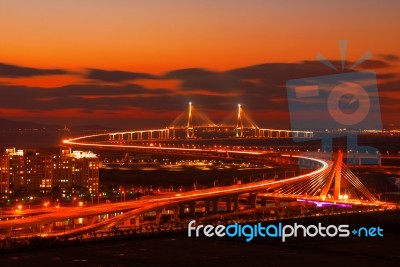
xmin=0 ymin=154 xmax=329 ymax=238
xmin=2 ymin=142 xmax=392 ymax=239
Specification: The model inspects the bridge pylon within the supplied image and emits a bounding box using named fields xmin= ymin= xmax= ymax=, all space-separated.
xmin=236 ymin=104 xmax=244 ymax=137
xmin=271 ymin=151 xmax=377 ymax=203
xmin=320 ymin=151 xmax=343 ymax=201
xmin=186 ymin=102 xmax=195 ymax=138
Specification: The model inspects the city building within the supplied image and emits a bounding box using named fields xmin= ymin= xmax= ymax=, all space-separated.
xmin=25 ymin=152 xmax=53 ymax=193
xmin=6 ymin=148 xmax=26 ymax=192
xmin=2 ymin=148 xmax=99 ymax=197
xmin=53 ymin=148 xmax=99 ymax=194
xmin=0 ymin=155 xmax=10 ymax=200
xmin=6 ymin=148 xmax=53 ymax=194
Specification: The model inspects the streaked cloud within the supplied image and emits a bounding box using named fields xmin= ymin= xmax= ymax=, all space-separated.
xmin=0 ymin=58 xmax=398 ymax=128
xmin=86 ymin=68 xmax=157 ymax=83
xmin=0 ymin=63 xmax=69 ymax=78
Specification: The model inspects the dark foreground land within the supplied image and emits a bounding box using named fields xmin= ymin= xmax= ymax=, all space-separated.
xmin=0 ymin=235 xmax=399 ymax=267
xmin=0 ymin=211 xmax=399 ymax=267
xmin=0 ymin=233 xmax=399 ymax=267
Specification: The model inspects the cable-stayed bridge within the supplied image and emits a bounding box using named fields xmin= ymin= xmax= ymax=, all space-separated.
xmin=1 ymin=103 xmax=392 ymax=240
xmin=63 ymin=103 xmax=313 ymax=148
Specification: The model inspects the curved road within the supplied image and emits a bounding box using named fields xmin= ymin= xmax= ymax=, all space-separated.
xmin=0 ymin=154 xmax=330 ymax=238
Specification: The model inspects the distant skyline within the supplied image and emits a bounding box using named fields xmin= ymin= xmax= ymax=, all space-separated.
xmin=0 ymin=0 xmax=399 ymax=129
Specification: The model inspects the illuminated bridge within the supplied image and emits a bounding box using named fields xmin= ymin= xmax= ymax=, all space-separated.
xmin=64 ymin=103 xmax=313 ymax=149
xmin=0 ymin=151 xmax=391 ymax=239
xmin=0 ymin=103 xmax=392 ymax=239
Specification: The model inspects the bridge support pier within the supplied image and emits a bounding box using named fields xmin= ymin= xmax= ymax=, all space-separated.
xmin=226 ymin=197 xmax=232 ymax=212
xmin=189 ymin=202 xmax=196 ymax=217
xmin=212 ymin=198 xmax=219 ymax=213
xmin=134 ymin=216 xmax=140 ymax=227
xmin=225 ymin=195 xmax=239 ymax=211
xmin=173 ymin=206 xmax=180 ymax=222
xmin=233 ymin=195 xmax=239 ymax=211
xmin=205 ymin=200 xmax=211 ymax=213
xmin=249 ymin=193 xmax=257 ymax=208
xmin=260 ymin=197 xmax=266 ymax=207
xmin=179 ymin=204 xmax=185 ymax=216
xmin=155 ymin=209 xmax=163 ymax=224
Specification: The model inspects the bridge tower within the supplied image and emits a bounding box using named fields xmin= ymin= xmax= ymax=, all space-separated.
xmin=320 ymin=151 xmax=343 ymax=200
xmin=236 ymin=104 xmax=244 ymax=137
xmin=186 ymin=102 xmax=195 ymax=138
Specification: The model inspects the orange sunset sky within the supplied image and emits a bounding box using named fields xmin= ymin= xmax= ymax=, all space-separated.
xmin=0 ymin=0 xmax=399 ymax=129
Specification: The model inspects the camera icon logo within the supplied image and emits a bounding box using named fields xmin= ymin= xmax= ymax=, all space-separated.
xmin=327 ymin=81 xmax=370 ymax=126
xmin=286 ymin=41 xmax=382 ymax=164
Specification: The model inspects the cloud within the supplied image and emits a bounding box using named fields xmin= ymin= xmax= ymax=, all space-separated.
xmin=0 ymin=83 xmax=172 ymax=111
xmin=0 ymin=63 xmax=69 ymax=78
xmin=86 ymin=68 xmax=156 ymax=83
xmin=355 ymin=59 xmax=392 ymax=69
xmin=163 ymin=68 xmax=214 ymax=79
xmin=378 ymin=80 xmax=400 ymax=93
xmin=379 ymin=54 xmax=400 ymax=62
xmin=0 ymin=59 xmax=398 ymax=128
xmin=164 ymin=59 xmax=394 ymax=105
xmin=377 ymin=73 xmax=398 ymax=80
xmin=227 ymin=61 xmax=339 ymax=80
